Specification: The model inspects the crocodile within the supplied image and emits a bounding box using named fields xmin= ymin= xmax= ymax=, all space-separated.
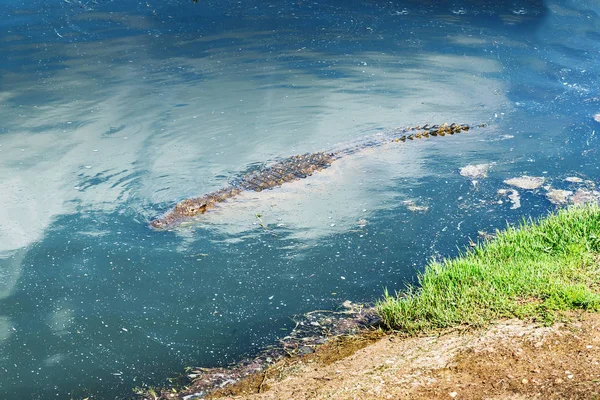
xmin=150 ymin=122 xmax=484 ymax=229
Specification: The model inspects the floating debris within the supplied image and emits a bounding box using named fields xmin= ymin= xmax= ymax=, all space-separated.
xmin=498 ymin=188 xmax=521 ymax=209
xmin=564 ymin=176 xmax=584 ymax=183
xmin=477 ymin=230 xmax=495 ymax=241
xmin=459 ymin=163 xmax=491 ymax=179
xmin=546 ymin=189 xmax=572 ymax=205
xmin=504 ymin=176 xmax=545 ymax=190
xmin=403 ymin=200 xmax=429 ymax=213
xmin=508 ymin=190 xmax=521 ymax=209
xmin=569 ymin=189 xmax=600 ymax=205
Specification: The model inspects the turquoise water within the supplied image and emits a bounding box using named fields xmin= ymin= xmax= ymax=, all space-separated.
xmin=1 ymin=0 xmax=599 ymax=398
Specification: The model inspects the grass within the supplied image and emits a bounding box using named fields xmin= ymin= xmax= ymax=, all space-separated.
xmin=377 ymin=204 xmax=600 ymax=333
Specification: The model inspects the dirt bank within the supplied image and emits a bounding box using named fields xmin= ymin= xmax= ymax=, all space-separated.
xmin=211 ymin=313 xmax=600 ymax=400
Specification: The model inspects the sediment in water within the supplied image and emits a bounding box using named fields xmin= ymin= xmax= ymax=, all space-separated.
xmin=136 ymin=302 xmax=380 ymax=399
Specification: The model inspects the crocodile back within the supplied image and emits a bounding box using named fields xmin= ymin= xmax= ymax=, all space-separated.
xmin=149 ymin=123 xmax=483 ymax=229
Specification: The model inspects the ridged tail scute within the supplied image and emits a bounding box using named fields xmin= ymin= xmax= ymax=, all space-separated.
xmin=149 ymin=122 xmax=484 ymax=229
xmin=393 ymin=123 xmax=475 ymax=142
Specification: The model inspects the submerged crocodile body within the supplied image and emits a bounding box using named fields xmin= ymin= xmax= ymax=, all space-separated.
xmin=150 ymin=123 xmax=483 ymax=229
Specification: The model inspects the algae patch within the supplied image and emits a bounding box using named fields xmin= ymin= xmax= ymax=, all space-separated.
xmin=459 ymin=163 xmax=491 ymax=179
xmin=504 ymin=176 xmax=545 ymax=190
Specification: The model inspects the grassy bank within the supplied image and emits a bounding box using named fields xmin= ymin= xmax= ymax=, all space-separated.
xmin=378 ymin=204 xmax=600 ymax=333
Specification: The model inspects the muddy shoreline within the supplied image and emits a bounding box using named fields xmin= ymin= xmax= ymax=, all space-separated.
xmin=138 ymin=312 xmax=600 ymax=400
xmin=217 ymin=312 xmax=600 ymax=400
xmin=136 ymin=302 xmax=381 ymax=399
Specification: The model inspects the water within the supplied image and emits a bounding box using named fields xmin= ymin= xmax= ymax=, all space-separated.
xmin=1 ymin=0 xmax=599 ymax=398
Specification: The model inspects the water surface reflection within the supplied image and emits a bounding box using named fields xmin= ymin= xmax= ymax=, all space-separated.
xmin=1 ymin=0 xmax=599 ymax=398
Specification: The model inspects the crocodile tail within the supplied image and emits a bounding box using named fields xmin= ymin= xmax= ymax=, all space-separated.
xmin=391 ymin=123 xmax=483 ymax=142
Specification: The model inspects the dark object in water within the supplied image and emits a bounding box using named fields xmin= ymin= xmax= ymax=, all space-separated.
xmin=150 ymin=123 xmax=484 ymax=229
xmin=148 ymin=302 xmax=380 ymax=399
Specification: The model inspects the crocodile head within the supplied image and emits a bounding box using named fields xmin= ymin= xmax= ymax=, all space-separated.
xmin=149 ymin=199 xmax=209 ymax=229
xmin=149 ymin=218 xmax=168 ymax=229
xmin=149 ymin=188 xmax=243 ymax=230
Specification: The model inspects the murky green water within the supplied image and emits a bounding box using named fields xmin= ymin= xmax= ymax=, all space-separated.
xmin=1 ymin=0 xmax=599 ymax=398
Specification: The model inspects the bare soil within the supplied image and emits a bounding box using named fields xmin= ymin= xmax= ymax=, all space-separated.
xmin=211 ymin=313 xmax=600 ymax=400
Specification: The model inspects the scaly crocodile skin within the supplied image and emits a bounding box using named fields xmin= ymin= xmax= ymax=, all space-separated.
xmin=150 ymin=123 xmax=482 ymax=229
